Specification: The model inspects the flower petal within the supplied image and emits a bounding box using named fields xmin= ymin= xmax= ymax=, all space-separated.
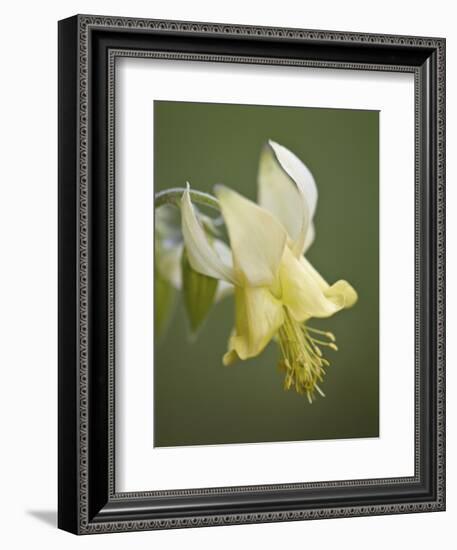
xmin=223 ymin=286 xmax=284 ymax=364
xmin=258 ymin=144 xmax=305 ymax=244
xmin=268 ymin=141 xmax=318 ymax=217
xmin=215 ymin=185 xmax=287 ymax=287
xmin=156 ymin=242 xmax=183 ymax=289
xmin=181 ymin=187 xmax=235 ymax=283
xmin=324 ymin=279 xmax=358 ymax=309
xmin=279 ymin=247 xmax=357 ymax=321
xmin=266 ymin=141 xmax=318 ymax=256
xmin=215 ymin=280 xmax=233 ymax=302
xmin=213 ymin=239 xmax=234 ymax=301
xmin=297 ymin=255 xmax=357 ymax=310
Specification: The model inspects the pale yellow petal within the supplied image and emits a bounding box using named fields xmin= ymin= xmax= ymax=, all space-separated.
xmin=279 ymin=247 xmax=357 ymax=321
xmin=215 ymin=185 xmax=287 ymax=287
xmin=324 ymin=279 xmax=358 ymax=309
xmin=181 ymin=187 xmax=235 ymax=283
xmin=224 ymin=286 xmax=284 ymax=362
xmin=298 ymin=256 xmax=357 ymax=310
xmin=267 ymin=141 xmax=318 ymax=256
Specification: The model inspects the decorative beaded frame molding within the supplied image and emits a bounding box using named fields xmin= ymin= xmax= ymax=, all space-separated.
xmin=58 ymin=14 xmax=445 ymax=535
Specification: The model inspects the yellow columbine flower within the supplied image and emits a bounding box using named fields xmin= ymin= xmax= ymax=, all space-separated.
xmin=181 ymin=141 xmax=357 ymax=402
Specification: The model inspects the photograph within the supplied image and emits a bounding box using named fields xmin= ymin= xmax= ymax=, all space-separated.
xmin=153 ymin=101 xmax=379 ymax=447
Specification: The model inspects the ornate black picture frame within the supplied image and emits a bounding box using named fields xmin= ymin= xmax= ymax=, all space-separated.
xmin=58 ymin=14 xmax=445 ymax=534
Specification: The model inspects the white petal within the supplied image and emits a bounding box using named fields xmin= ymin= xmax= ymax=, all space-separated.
xmin=181 ymin=187 xmax=234 ymax=283
xmin=156 ymin=242 xmax=183 ymax=289
xmin=258 ymin=143 xmax=305 ymax=245
xmin=215 ymin=280 xmax=233 ymax=301
xmin=213 ymin=239 xmax=234 ymax=300
xmin=213 ymin=238 xmax=232 ymax=267
xmin=155 ymin=203 xmax=181 ymax=242
xmin=268 ymin=141 xmax=318 ymax=217
xmin=215 ymin=185 xmax=287 ymax=287
xmin=267 ymin=141 xmax=318 ymax=256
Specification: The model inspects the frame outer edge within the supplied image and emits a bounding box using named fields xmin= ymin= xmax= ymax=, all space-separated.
xmin=58 ymin=14 xmax=80 ymax=535
xmin=62 ymin=14 xmax=446 ymax=534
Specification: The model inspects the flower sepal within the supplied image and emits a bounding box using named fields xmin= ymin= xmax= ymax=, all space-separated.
xmin=181 ymin=247 xmax=218 ymax=337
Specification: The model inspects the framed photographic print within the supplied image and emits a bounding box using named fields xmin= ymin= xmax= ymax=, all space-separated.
xmin=58 ymin=14 xmax=446 ymax=534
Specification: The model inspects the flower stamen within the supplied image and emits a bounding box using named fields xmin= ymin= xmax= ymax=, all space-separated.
xmin=306 ymin=326 xmax=336 ymax=342
xmin=310 ymin=339 xmax=338 ymax=351
xmin=277 ymin=309 xmax=337 ymax=402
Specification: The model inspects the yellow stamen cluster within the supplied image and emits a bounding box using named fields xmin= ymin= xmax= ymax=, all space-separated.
xmin=277 ymin=309 xmax=337 ymax=403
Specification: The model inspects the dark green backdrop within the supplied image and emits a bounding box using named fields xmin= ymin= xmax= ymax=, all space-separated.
xmin=154 ymin=101 xmax=379 ymax=447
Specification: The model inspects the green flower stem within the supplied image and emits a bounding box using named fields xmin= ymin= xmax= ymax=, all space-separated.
xmin=155 ymin=187 xmax=220 ymax=211
xmin=155 ymin=187 xmax=224 ymax=227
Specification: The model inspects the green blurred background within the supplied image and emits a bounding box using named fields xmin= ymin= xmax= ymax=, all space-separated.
xmin=154 ymin=101 xmax=379 ymax=447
